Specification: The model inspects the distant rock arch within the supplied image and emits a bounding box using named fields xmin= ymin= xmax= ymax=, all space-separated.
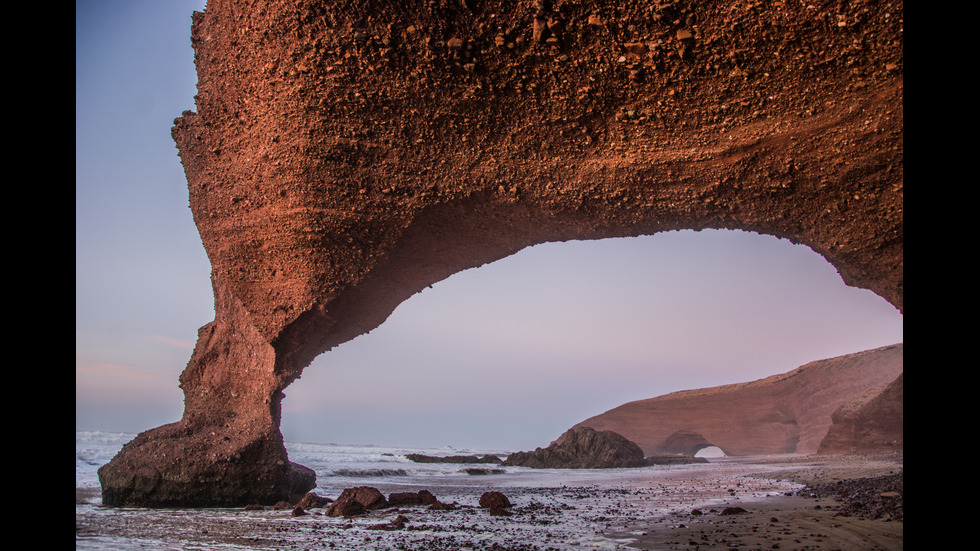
xmin=659 ymin=430 xmax=717 ymax=457
xmin=573 ymin=344 xmax=902 ymax=457
xmin=98 ymin=0 xmax=903 ymax=506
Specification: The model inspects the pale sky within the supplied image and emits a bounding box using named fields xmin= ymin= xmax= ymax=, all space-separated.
xmin=75 ymin=1 xmax=903 ymax=452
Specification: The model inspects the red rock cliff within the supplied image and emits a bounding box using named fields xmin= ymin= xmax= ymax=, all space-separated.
xmin=572 ymin=344 xmax=903 ymax=456
xmin=98 ymin=0 xmax=903 ymax=506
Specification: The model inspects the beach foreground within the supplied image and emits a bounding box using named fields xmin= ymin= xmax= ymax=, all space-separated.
xmin=617 ymin=455 xmax=903 ymax=550
xmin=77 ymin=433 xmax=901 ymax=551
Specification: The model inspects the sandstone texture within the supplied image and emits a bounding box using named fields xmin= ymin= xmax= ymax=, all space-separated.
xmin=99 ymin=0 xmax=903 ymax=506
xmin=572 ymin=344 xmax=903 ymax=456
xmin=817 ymin=372 xmax=903 ymax=454
xmin=503 ymin=426 xmax=647 ymax=468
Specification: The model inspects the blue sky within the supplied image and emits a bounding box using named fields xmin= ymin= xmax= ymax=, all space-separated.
xmin=75 ymin=1 xmax=903 ymax=452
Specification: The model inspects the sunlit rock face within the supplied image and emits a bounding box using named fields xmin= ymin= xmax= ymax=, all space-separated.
xmin=572 ymin=344 xmax=903 ymax=457
xmin=98 ymin=0 xmax=903 ymax=506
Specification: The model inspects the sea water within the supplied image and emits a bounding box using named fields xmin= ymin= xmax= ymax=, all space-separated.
xmin=76 ymin=431 xmax=803 ymax=550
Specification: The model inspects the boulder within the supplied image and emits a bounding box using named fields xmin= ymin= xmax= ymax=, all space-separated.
xmin=388 ymin=489 xmax=438 ymax=507
xmin=479 ymin=491 xmax=512 ymax=509
xmin=326 ymin=486 xmax=388 ymax=517
xmin=502 ymin=427 xmax=646 ymax=469
xmin=295 ymin=492 xmax=332 ymax=509
xmin=367 ymin=514 xmax=410 ymax=530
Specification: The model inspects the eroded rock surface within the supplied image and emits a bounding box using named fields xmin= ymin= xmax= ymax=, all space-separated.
xmin=99 ymin=0 xmax=903 ymax=506
xmin=503 ymin=426 xmax=647 ymax=468
xmin=571 ymin=344 xmax=903 ymax=456
xmin=817 ymin=372 xmax=904 ymax=455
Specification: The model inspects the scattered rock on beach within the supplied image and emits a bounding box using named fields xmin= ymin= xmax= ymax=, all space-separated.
xmin=721 ymin=506 xmax=748 ymax=515
xmin=795 ymin=471 xmax=903 ymax=520
xmin=326 ymin=486 xmax=388 ymax=517
xmin=295 ymin=492 xmax=332 ymax=509
xmin=428 ymin=500 xmax=452 ymax=510
xmin=367 ymin=514 xmax=410 ymax=530
xmin=479 ymin=491 xmax=512 ymax=510
xmin=389 ymin=489 xmax=438 ymax=507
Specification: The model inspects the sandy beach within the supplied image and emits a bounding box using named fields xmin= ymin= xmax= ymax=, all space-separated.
xmin=76 ymin=452 xmax=901 ymax=550
xmin=619 ymin=454 xmax=903 ymax=551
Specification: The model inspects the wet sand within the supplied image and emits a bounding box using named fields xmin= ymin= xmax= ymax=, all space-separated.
xmin=76 ymin=455 xmax=902 ymax=550
xmin=620 ymin=454 xmax=903 ymax=551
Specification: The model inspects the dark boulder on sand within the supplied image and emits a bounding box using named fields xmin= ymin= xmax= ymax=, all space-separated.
xmin=296 ymin=492 xmax=332 ymax=509
xmin=326 ymin=486 xmax=388 ymax=517
xmin=502 ymin=427 xmax=647 ymax=469
xmin=388 ymin=489 xmax=438 ymax=507
xmin=367 ymin=514 xmax=410 ymax=530
xmin=479 ymin=491 xmax=512 ymax=515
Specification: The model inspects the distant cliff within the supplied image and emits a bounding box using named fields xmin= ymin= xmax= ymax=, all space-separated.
xmin=817 ymin=372 xmax=903 ymax=455
xmin=572 ymin=344 xmax=903 ymax=456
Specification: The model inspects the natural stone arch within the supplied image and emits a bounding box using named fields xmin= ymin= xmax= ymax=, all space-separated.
xmin=694 ymin=446 xmax=727 ymax=458
xmin=98 ymin=0 xmax=902 ymax=506
xmin=659 ymin=430 xmax=717 ymax=457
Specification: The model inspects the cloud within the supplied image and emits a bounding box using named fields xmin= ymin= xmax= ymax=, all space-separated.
xmin=75 ymin=355 xmax=159 ymax=381
xmin=144 ymin=334 xmax=196 ymax=350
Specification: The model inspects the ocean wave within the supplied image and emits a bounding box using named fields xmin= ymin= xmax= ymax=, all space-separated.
xmin=328 ymin=468 xmax=410 ymax=477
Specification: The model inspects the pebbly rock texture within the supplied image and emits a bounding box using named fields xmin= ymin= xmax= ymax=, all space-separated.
xmin=99 ymin=0 xmax=903 ymax=506
xmin=572 ymin=344 xmax=903 ymax=456
xmin=503 ymin=426 xmax=647 ymax=468
xmin=817 ymin=372 xmax=903 ymax=455
xmin=794 ymin=471 xmax=903 ymax=521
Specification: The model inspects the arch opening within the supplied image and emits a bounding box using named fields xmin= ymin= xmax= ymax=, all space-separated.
xmin=280 ymin=229 xmax=903 ymax=452
xmin=694 ymin=446 xmax=727 ymax=459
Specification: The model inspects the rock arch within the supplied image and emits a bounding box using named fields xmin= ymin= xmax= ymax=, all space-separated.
xmin=98 ymin=0 xmax=902 ymax=506
xmin=659 ymin=430 xmax=719 ymax=457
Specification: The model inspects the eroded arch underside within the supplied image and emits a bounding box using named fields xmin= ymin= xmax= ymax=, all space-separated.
xmin=98 ymin=0 xmax=902 ymax=506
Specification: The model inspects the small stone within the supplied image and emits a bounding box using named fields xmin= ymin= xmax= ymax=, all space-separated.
xmin=447 ymin=37 xmax=464 ymax=49
xmin=624 ymin=42 xmax=648 ymax=55
xmin=532 ymin=17 xmax=549 ymax=43
xmin=676 ymin=29 xmax=693 ymax=41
